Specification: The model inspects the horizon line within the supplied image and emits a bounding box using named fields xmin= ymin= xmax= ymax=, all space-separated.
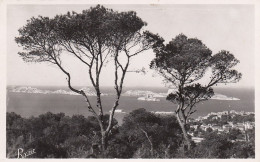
xmin=6 ymin=84 xmax=255 ymax=89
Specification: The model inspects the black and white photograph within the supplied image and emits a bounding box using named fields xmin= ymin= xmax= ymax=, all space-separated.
xmin=1 ymin=0 xmax=259 ymax=159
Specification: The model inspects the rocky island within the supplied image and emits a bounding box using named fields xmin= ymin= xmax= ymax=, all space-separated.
xmin=9 ymin=86 xmax=107 ymax=96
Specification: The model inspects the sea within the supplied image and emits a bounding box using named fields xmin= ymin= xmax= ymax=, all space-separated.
xmin=6 ymin=86 xmax=255 ymax=125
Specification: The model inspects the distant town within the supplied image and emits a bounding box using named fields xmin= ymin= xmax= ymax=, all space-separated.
xmin=186 ymin=110 xmax=255 ymax=143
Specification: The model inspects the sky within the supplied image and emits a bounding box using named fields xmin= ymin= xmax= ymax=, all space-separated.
xmin=7 ymin=4 xmax=255 ymax=88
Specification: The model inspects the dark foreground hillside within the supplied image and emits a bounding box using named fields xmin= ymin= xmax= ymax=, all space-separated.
xmin=7 ymin=109 xmax=254 ymax=158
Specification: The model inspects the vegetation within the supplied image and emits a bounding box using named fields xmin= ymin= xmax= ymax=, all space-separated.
xmin=7 ymin=110 xmax=254 ymax=158
xmin=15 ymin=5 xmax=160 ymax=155
xmin=13 ymin=4 xmax=250 ymax=159
xmin=149 ymin=34 xmax=242 ymax=150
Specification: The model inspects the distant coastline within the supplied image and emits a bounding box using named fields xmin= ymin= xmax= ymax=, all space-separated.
xmin=8 ymin=86 xmax=241 ymax=101
xmin=8 ymin=86 xmax=107 ymax=96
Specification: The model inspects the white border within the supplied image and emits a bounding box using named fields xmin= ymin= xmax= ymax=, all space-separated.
xmin=0 ymin=0 xmax=259 ymax=162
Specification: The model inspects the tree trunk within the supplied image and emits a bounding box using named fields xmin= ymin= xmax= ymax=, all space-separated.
xmin=176 ymin=112 xmax=191 ymax=151
xmin=140 ymin=128 xmax=154 ymax=157
xmin=164 ymin=144 xmax=170 ymax=158
xmin=100 ymin=131 xmax=107 ymax=157
xmin=95 ymin=85 xmax=103 ymax=117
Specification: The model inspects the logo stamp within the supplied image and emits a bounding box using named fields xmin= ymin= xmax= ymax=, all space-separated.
xmin=17 ymin=148 xmax=36 ymax=158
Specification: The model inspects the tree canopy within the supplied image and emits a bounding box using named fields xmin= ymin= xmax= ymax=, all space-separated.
xmin=149 ymin=34 xmax=242 ymax=150
xmin=15 ymin=5 xmax=161 ymax=156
